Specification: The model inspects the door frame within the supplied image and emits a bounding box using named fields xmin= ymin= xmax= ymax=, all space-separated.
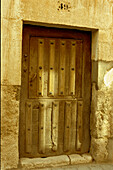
xmin=19 ymin=23 xmax=92 ymax=159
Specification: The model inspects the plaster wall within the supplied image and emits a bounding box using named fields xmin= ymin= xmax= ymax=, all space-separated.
xmin=1 ymin=0 xmax=113 ymax=169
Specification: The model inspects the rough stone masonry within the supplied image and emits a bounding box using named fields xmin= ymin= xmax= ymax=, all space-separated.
xmin=1 ymin=0 xmax=113 ymax=169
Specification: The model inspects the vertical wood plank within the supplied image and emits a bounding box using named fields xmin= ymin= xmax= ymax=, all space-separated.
xmin=59 ymin=40 xmax=66 ymax=96
xmin=69 ymin=41 xmax=76 ymax=96
xmin=64 ymin=101 xmax=71 ymax=152
xmin=52 ymin=101 xmax=59 ymax=151
xmin=48 ymin=40 xmax=55 ymax=96
xmin=76 ymin=101 xmax=83 ymax=151
xmin=65 ymin=40 xmax=70 ymax=96
xmin=46 ymin=102 xmax=52 ymax=152
xmin=29 ymin=37 xmax=37 ymax=98
xmin=76 ymin=41 xmax=83 ymax=98
xmin=39 ymin=102 xmax=46 ymax=154
xmin=32 ymin=106 xmax=39 ymax=154
xmin=54 ymin=39 xmax=59 ymax=97
xmin=58 ymin=101 xmax=65 ymax=153
xmin=43 ymin=38 xmax=49 ymax=98
xmin=71 ymin=100 xmax=77 ymax=152
xmin=26 ymin=102 xmax=32 ymax=153
xmin=37 ymin=39 xmax=44 ymax=97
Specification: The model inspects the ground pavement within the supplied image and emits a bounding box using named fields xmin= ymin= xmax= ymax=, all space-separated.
xmin=36 ymin=163 xmax=113 ymax=170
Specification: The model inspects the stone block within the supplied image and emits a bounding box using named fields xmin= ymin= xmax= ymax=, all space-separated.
xmin=98 ymin=61 xmax=113 ymax=89
xmin=1 ymin=85 xmax=20 ymax=169
xmin=99 ymin=29 xmax=112 ymax=43
xmin=108 ymin=138 xmax=113 ymax=162
xmin=110 ymin=105 xmax=113 ymax=137
xmin=1 ymin=38 xmax=22 ymax=85
xmin=91 ymin=82 xmax=111 ymax=139
xmin=1 ymin=0 xmax=21 ymax=19
xmin=99 ymin=42 xmax=111 ymax=61
xmin=20 ymin=155 xmax=69 ymax=169
xmin=1 ymin=18 xmax=22 ymax=86
xmin=1 ymin=18 xmax=22 ymax=41
xmin=68 ymin=153 xmax=92 ymax=165
xmin=91 ymin=31 xmax=99 ymax=61
xmin=91 ymin=137 xmax=108 ymax=162
xmin=111 ymin=41 xmax=113 ymax=59
xmin=104 ymin=68 xmax=113 ymax=87
xmin=20 ymin=0 xmax=112 ymax=30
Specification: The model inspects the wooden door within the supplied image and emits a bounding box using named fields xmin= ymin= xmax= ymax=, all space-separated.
xmin=20 ymin=25 xmax=91 ymax=158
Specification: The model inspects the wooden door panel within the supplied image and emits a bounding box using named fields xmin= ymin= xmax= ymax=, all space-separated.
xmin=24 ymin=99 xmax=79 ymax=157
xmin=20 ymin=25 xmax=91 ymax=158
xmin=28 ymin=37 xmax=83 ymax=99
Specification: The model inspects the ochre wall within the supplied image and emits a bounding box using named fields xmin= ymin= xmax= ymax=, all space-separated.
xmin=1 ymin=0 xmax=113 ymax=169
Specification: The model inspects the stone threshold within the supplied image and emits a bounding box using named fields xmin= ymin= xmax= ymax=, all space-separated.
xmin=20 ymin=153 xmax=92 ymax=169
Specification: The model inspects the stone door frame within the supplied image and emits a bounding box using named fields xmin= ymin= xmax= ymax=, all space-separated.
xmin=18 ymin=21 xmax=100 ymax=168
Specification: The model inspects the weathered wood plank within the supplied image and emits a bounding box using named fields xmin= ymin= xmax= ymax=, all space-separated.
xmin=58 ymin=101 xmax=65 ymax=153
xmin=64 ymin=101 xmax=71 ymax=152
xmin=32 ymin=106 xmax=39 ymax=154
xmin=29 ymin=37 xmax=37 ymax=98
xmin=76 ymin=101 xmax=83 ymax=151
xmin=48 ymin=40 xmax=55 ymax=96
xmin=59 ymin=40 xmax=66 ymax=96
xmin=39 ymin=102 xmax=46 ymax=154
xmin=52 ymin=101 xmax=59 ymax=151
xmin=71 ymin=100 xmax=77 ymax=152
xmin=37 ymin=39 xmax=44 ymax=97
xmin=69 ymin=41 xmax=76 ymax=96
xmin=76 ymin=41 xmax=83 ymax=98
xmin=46 ymin=102 xmax=52 ymax=152
xmin=25 ymin=102 xmax=32 ymax=153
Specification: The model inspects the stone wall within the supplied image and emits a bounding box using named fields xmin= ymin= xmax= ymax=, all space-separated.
xmin=1 ymin=0 xmax=113 ymax=169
